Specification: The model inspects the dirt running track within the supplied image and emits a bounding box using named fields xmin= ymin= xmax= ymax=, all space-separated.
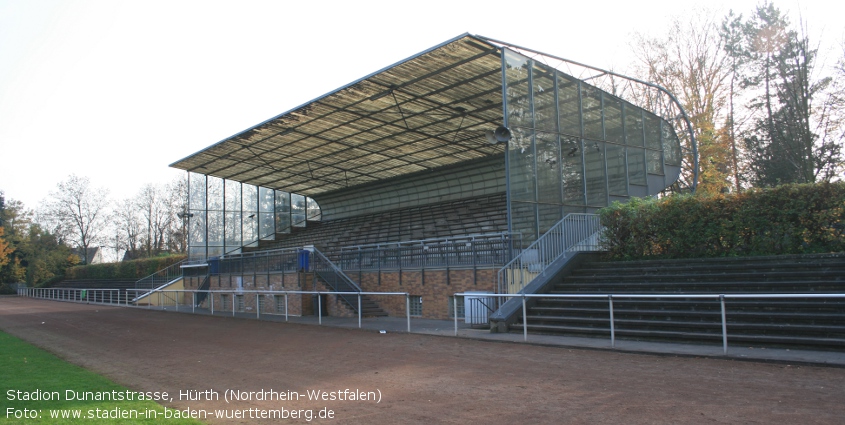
xmin=1 ymin=298 xmax=844 ymax=424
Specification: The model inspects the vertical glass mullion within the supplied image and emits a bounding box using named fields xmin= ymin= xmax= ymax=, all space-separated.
xmin=601 ymin=93 xmax=609 ymax=206
xmin=501 ymin=48 xmax=512 ymax=238
xmin=528 ymin=60 xmax=540 ymax=238
xmin=578 ymin=82 xmax=587 ymax=204
xmin=554 ymin=70 xmax=565 ymax=216
xmin=622 ymin=103 xmax=630 ymax=195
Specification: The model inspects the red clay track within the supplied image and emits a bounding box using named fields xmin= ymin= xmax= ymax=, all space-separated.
xmin=1 ymin=297 xmax=844 ymax=424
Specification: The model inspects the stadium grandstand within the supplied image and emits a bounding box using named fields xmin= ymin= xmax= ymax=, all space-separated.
xmin=167 ymin=33 xmax=697 ymax=321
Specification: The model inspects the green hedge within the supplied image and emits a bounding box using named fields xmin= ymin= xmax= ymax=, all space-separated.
xmin=599 ymin=182 xmax=845 ymax=260
xmin=65 ymin=254 xmax=186 ymax=280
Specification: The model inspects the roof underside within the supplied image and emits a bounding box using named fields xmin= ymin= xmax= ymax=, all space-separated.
xmin=170 ymin=34 xmax=507 ymax=197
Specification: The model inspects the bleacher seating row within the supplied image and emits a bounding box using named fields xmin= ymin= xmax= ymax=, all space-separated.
xmin=249 ymin=193 xmax=508 ymax=252
xmin=515 ymin=253 xmax=845 ymax=350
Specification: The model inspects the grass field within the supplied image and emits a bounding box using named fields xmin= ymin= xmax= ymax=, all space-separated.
xmin=0 ymin=331 xmax=203 ymax=424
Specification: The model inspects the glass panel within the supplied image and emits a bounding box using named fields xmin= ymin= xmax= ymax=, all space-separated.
xmin=291 ymin=193 xmax=306 ymax=227
xmin=561 ymin=136 xmax=585 ymax=205
xmin=306 ymin=197 xmax=321 ymax=221
xmin=606 ymin=143 xmax=627 ymax=196
xmin=242 ymin=184 xmax=258 ymax=245
xmin=275 ymin=191 xmax=291 ymax=233
xmin=225 ymin=180 xmax=240 ymax=213
xmin=538 ymin=203 xmax=562 ymax=236
xmin=584 ymin=140 xmax=607 ymax=206
xmin=557 ymin=73 xmax=581 ymax=137
xmin=644 ymin=113 xmax=662 ymax=150
xmin=535 ymin=131 xmax=562 ymax=204
xmin=189 ymin=213 xmax=206 ymax=245
xmin=504 ymin=49 xmax=532 ymax=130
xmin=604 ymin=97 xmax=624 ymax=144
xmin=662 ymin=121 xmax=682 ymax=165
xmin=581 ymin=85 xmax=603 ymax=140
xmin=532 ymin=63 xmax=557 ymax=132
xmin=188 ymin=172 xmax=205 ymax=211
xmin=258 ymin=187 xmax=274 ymax=239
xmin=508 ymin=127 xmax=536 ymax=202
xmin=207 ymin=176 xmax=223 ymax=212
xmin=563 ymin=204 xmax=586 ymax=215
xmin=207 ymin=246 xmax=223 ymax=259
xmin=225 ymin=211 xmax=241 ymax=250
xmin=259 ymin=187 xmax=274 ymax=212
xmin=207 ymin=210 xmax=223 ymax=246
xmin=188 ymin=247 xmax=205 ymax=262
xmin=625 ymin=106 xmax=644 ymax=147
xmin=647 ymin=149 xmax=663 ymax=175
xmin=510 ymin=201 xmax=537 ymax=245
xmin=627 ymin=147 xmax=647 ymax=185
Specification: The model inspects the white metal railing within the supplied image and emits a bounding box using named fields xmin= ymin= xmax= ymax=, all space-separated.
xmin=453 ymin=292 xmax=845 ymax=354
xmin=127 ymin=288 xmax=411 ymax=331
xmin=18 ymin=287 xmax=413 ymax=332
xmin=135 ymin=259 xmax=186 ymax=290
xmin=498 ymin=213 xmax=603 ymax=294
xmin=18 ymin=287 xmax=122 ymax=305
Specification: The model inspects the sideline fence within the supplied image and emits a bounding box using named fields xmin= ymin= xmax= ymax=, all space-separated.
xmin=18 ymin=287 xmax=411 ymax=332
xmin=17 ymin=287 xmax=122 ymax=305
xmin=453 ymin=292 xmax=845 ymax=354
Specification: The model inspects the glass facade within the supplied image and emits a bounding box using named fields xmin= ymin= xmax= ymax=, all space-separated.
xmin=186 ymin=172 xmax=320 ymax=262
xmin=503 ymin=48 xmax=682 ymax=242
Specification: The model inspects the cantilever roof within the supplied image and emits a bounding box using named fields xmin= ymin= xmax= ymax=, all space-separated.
xmin=170 ymin=33 xmax=508 ymax=197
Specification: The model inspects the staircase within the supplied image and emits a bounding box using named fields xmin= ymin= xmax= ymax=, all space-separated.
xmin=311 ymin=249 xmax=387 ymax=317
xmin=514 ymin=253 xmax=845 ymax=349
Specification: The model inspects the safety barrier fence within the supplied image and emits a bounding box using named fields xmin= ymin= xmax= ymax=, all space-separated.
xmin=132 ymin=289 xmax=412 ymax=331
xmin=498 ymin=214 xmax=602 ymax=294
xmin=18 ymin=287 xmax=411 ymax=332
xmin=453 ymin=292 xmax=845 ymax=354
xmin=17 ymin=287 xmax=122 ymax=305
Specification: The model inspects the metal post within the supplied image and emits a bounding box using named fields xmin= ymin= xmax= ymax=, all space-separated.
xmin=720 ymin=294 xmax=728 ymax=355
xmin=232 ymin=292 xmax=235 ymax=317
xmin=211 ymin=293 xmax=214 ymax=315
xmin=522 ymin=294 xmax=528 ymax=342
xmin=284 ymin=293 xmax=288 ymax=322
xmin=318 ymin=292 xmax=322 ymax=325
xmin=454 ymin=295 xmax=458 ymax=336
xmin=256 ymin=293 xmax=260 ymax=319
xmin=192 ymin=292 xmax=196 ymax=313
xmin=609 ymin=295 xmax=615 ymax=348
xmin=406 ymin=293 xmax=411 ymax=333
xmin=357 ymin=294 xmax=362 ymax=329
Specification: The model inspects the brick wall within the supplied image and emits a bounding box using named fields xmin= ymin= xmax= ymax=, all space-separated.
xmin=183 ymin=267 xmax=497 ymax=320
xmin=351 ymin=268 xmax=497 ymax=319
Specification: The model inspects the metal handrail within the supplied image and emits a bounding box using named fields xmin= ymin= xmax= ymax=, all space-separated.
xmin=311 ymin=247 xmax=362 ymax=292
xmin=498 ymin=213 xmax=603 ymax=294
xmin=135 ymin=259 xmax=186 ymax=289
xmin=454 ymin=292 xmax=845 ymax=354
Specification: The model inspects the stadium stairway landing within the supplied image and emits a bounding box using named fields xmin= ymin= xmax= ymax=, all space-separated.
xmin=512 ymin=253 xmax=845 ymax=351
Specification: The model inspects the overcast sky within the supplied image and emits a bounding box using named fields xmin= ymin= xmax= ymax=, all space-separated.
xmin=1 ymin=0 xmax=842 ymax=210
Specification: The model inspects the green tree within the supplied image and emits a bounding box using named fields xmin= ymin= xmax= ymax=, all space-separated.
xmin=632 ymin=9 xmax=734 ymax=194
xmin=0 ymin=227 xmax=12 ymax=269
xmin=738 ymin=3 xmax=843 ymax=185
xmin=40 ymin=175 xmax=110 ymax=264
